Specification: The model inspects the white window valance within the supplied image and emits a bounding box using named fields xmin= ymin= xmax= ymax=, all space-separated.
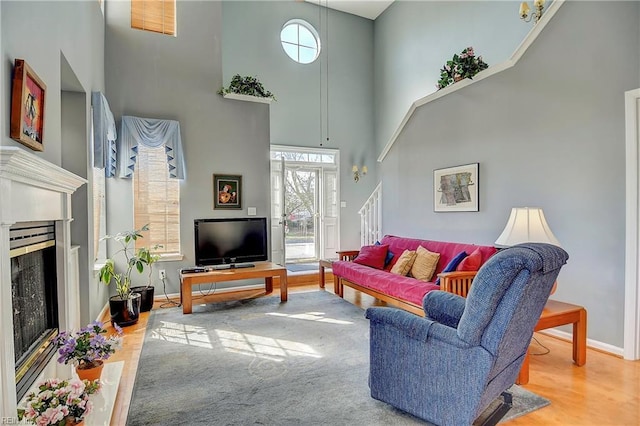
xmin=91 ymin=92 xmax=117 ymax=177
xmin=118 ymin=116 xmax=186 ymax=179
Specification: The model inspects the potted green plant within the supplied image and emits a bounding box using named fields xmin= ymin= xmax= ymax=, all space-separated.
xmin=218 ymin=74 xmax=276 ymax=101
xmin=130 ymin=245 xmax=161 ymax=312
xmin=436 ymin=46 xmax=489 ymax=90
xmin=98 ymin=225 xmax=156 ymax=326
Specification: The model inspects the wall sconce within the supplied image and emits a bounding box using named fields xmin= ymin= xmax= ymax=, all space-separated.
xmin=352 ymin=165 xmax=367 ymax=182
xmin=519 ymin=0 xmax=545 ymax=24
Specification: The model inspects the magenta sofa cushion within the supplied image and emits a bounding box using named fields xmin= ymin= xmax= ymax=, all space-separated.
xmin=353 ymin=244 xmax=388 ymax=270
xmin=332 ymin=260 xmax=439 ymax=306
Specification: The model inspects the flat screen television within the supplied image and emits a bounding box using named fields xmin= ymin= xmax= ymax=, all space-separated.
xmin=194 ymin=217 xmax=268 ymax=267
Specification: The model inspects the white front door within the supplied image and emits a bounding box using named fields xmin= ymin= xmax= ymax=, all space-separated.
xmin=270 ymin=146 xmax=340 ymax=264
xmin=270 ymin=158 xmax=286 ymax=265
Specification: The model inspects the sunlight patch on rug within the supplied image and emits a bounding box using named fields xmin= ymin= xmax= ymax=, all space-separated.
xmin=215 ymin=329 xmax=322 ymax=361
xmin=150 ymin=321 xmax=212 ymax=349
xmin=266 ymin=310 xmax=353 ymax=325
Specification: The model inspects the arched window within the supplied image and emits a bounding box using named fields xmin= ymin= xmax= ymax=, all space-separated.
xmin=280 ymin=19 xmax=320 ymax=64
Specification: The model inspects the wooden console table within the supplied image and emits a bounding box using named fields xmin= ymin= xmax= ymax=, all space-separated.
xmin=517 ymin=299 xmax=587 ymax=384
xmin=318 ymin=259 xmax=336 ymax=293
xmin=179 ymin=262 xmax=287 ymax=314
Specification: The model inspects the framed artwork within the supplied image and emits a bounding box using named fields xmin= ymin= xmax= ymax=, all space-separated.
xmin=214 ymin=174 xmax=242 ymax=209
xmin=10 ymin=59 xmax=46 ymax=151
xmin=434 ymin=163 xmax=479 ymax=212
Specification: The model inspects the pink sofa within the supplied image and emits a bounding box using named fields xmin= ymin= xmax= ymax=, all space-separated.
xmin=331 ymin=235 xmax=497 ymax=316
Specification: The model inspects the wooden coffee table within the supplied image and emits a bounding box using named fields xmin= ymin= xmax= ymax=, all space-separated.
xmin=517 ymin=299 xmax=587 ymax=384
xmin=179 ymin=262 xmax=287 ymax=314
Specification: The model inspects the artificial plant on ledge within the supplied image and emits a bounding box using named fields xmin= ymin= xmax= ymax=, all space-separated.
xmin=436 ymin=47 xmax=489 ymax=90
xmin=218 ymin=74 xmax=276 ymax=101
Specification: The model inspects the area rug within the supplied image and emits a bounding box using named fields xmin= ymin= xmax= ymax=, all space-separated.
xmin=127 ymin=291 xmax=549 ymax=425
xmin=285 ymin=262 xmax=319 ymax=273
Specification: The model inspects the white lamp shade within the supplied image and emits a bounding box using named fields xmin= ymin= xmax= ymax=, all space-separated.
xmin=494 ymin=207 xmax=561 ymax=248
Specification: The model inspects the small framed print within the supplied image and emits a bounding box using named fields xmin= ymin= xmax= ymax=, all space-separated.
xmin=213 ymin=174 xmax=242 ymax=209
xmin=10 ymin=59 xmax=46 ymax=151
xmin=434 ymin=163 xmax=479 ymax=212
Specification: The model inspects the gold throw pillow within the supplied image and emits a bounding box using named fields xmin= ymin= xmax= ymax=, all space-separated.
xmin=410 ymin=246 xmax=440 ymax=282
xmin=390 ymin=249 xmax=417 ymax=276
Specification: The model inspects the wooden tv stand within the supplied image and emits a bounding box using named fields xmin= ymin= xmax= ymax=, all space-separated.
xmin=179 ymin=262 xmax=287 ymax=314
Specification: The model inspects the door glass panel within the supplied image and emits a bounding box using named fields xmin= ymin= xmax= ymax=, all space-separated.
xmin=285 ymin=168 xmax=318 ymax=262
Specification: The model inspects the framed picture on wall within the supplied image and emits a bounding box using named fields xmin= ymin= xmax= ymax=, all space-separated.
xmin=10 ymin=59 xmax=46 ymax=151
xmin=434 ymin=163 xmax=479 ymax=212
xmin=213 ymin=174 xmax=242 ymax=209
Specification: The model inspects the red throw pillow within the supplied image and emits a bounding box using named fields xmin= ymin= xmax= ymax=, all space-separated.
xmin=353 ymin=244 xmax=389 ymax=270
xmin=456 ymin=248 xmax=482 ymax=271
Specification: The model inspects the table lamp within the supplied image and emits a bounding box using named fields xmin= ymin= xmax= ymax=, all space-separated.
xmin=495 ymin=207 xmax=561 ymax=294
xmin=495 ymin=207 xmax=561 ymax=248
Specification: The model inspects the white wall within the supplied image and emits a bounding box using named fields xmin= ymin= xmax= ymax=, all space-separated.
xmin=222 ymin=1 xmax=376 ymax=249
xmin=104 ymin=0 xmax=271 ymax=293
xmin=374 ymin=1 xmax=531 ymax=156
xmin=379 ymin=1 xmax=640 ymax=347
xmin=1 ymin=1 xmax=106 ymax=324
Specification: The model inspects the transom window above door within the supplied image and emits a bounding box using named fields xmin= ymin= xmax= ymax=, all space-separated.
xmin=280 ymin=19 xmax=320 ymax=64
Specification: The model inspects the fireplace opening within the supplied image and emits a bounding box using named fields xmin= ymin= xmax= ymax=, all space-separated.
xmin=10 ymin=221 xmax=58 ymax=400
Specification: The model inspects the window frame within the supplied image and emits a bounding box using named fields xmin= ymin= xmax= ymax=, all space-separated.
xmin=132 ymin=143 xmax=183 ymax=261
xmin=131 ymin=0 xmax=177 ymax=36
xmin=280 ymin=19 xmax=321 ymax=64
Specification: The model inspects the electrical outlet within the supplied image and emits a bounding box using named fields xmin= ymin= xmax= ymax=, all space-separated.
xmin=159 ymin=269 xmax=166 ymax=280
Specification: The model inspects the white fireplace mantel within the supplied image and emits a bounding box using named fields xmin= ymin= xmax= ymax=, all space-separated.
xmin=0 ymin=146 xmax=86 ymax=418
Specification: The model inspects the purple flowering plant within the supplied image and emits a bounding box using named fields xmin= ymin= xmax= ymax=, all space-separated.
xmin=17 ymin=378 xmax=101 ymax=425
xmin=436 ymin=47 xmax=489 ymax=90
xmin=54 ymin=321 xmax=123 ymax=369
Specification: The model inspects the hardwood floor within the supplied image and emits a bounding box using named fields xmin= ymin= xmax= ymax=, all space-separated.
xmin=103 ymin=273 xmax=640 ymax=425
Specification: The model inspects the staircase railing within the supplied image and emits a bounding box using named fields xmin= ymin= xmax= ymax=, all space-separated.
xmin=358 ymin=182 xmax=382 ymax=246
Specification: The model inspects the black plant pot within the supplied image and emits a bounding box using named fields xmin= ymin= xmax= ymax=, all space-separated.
xmin=109 ymin=293 xmax=141 ymax=327
xmin=130 ymin=286 xmax=155 ymax=312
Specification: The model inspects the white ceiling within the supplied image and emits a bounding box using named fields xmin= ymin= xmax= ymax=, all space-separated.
xmin=304 ymin=0 xmax=395 ymax=20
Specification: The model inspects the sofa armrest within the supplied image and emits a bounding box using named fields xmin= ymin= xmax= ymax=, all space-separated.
xmin=336 ymin=250 xmax=360 ymax=261
xmin=437 ymin=271 xmax=477 ymax=297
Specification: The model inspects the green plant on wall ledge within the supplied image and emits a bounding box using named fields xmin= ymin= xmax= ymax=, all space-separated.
xmin=436 ymin=47 xmax=489 ymax=90
xmin=218 ymin=74 xmax=276 ymax=101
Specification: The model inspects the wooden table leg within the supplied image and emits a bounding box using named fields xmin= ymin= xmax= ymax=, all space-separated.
xmin=182 ymin=281 xmax=192 ymax=314
xmin=265 ymin=276 xmax=273 ymax=294
xmin=516 ymin=349 xmax=530 ymax=385
xmin=319 ymin=263 xmax=326 ymax=288
xmin=280 ymin=272 xmax=288 ymax=302
xmin=574 ymin=308 xmax=587 ymax=366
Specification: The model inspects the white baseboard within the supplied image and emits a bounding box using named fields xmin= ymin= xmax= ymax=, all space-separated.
xmin=540 ymin=328 xmax=624 ymax=357
xmin=97 ymin=302 xmax=110 ymax=322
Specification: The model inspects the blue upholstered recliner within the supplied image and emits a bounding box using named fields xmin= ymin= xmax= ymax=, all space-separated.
xmin=365 ymin=243 xmax=568 ymax=426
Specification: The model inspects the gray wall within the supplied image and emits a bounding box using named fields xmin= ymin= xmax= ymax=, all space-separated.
xmin=105 ymin=1 xmax=271 ymax=294
xmin=379 ymin=1 xmax=640 ymax=347
xmin=374 ymin=1 xmax=531 ymax=155
xmin=222 ymin=1 xmax=375 ymax=249
xmin=1 ymin=1 xmax=105 ymax=324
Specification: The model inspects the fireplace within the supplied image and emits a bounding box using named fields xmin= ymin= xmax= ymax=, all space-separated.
xmin=10 ymin=221 xmax=59 ymax=400
xmin=0 ymin=147 xmax=86 ymax=417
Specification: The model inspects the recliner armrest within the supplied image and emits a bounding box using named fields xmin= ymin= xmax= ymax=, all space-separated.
xmin=423 ymin=291 xmax=466 ymax=329
xmin=366 ymin=307 xmax=434 ymax=342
